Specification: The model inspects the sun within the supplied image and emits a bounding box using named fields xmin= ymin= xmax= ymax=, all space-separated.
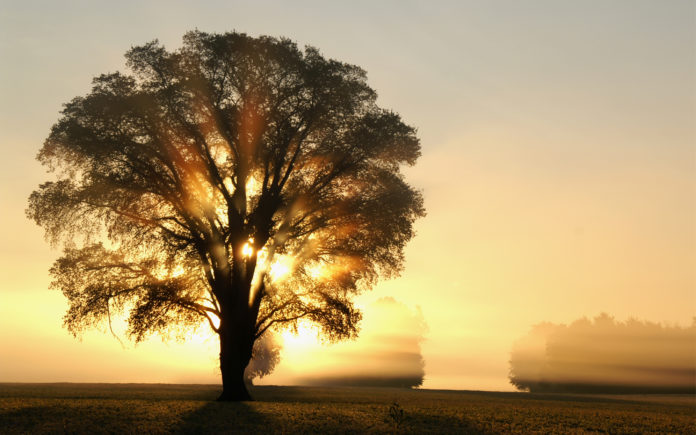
xmin=242 ymin=242 xmax=254 ymax=257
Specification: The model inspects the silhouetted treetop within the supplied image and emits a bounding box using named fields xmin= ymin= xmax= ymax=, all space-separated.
xmin=28 ymin=30 xmax=424 ymax=400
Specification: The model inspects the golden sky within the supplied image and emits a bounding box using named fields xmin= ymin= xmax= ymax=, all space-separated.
xmin=1 ymin=0 xmax=694 ymax=391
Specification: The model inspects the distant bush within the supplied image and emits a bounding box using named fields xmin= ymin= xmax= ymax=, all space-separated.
xmin=387 ymin=402 xmax=405 ymax=429
xmin=244 ymin=333 xmax=282 ymax=386
xmin=509 ymin=314 xmax=696 ymax=393
xmin=292 ymin=297 xmax=426 ymax=388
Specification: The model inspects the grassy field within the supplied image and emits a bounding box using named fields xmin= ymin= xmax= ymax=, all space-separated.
xmin=0 ymin=383 xmax=694 ymax=434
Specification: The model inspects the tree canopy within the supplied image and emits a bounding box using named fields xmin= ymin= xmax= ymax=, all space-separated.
xmin=28 ymin=31 xmax=424 ymax=400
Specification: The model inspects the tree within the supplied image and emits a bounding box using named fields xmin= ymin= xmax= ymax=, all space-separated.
xmin=27 ymin=31 xmax=424 ymax=401
xmin=244 ymin=332 xmax=282 ymax=387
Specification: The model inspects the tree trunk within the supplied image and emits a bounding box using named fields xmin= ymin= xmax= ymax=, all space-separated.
xmin=217 ymin=321 xmax=253 ymax=401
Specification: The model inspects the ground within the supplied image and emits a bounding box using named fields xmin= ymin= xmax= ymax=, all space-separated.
xmin=0 ymin=383 xmax=694 ymax=434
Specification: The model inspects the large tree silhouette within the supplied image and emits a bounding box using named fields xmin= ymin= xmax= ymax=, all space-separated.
xmin=27 ymin=31 xmax=424 ymax=401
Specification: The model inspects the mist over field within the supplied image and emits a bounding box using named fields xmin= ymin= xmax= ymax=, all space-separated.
xmin=292 ymin=297 xmax=427 ymax=388
xmin=509 ymin=314 xmax=696 ymax=393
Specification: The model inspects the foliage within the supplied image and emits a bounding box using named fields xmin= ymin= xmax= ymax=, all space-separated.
xmin=27 ymin=30 xmax=424 ymax=356
xmin=387 ymin=401 xmax=406 ymax=429
xmin=244 ymin=332 xmax=282 ymax=384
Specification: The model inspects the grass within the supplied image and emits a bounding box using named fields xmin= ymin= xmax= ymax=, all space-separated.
xmin=1 ymin=383 xmax=694 ymax=434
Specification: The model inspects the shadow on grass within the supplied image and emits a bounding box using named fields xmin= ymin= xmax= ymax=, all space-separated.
xmin=0 ymin=401 xmax=271 ymax=434
xmin=1 ymin=406 xmax=68 ymax=434
xmin=0 ymin=404 xmax=151 ymax=434
xmin=173 ymin=402 xmax=272 ymax=434
xmin=175 ymin=401 xmax=492 ymax=434
xmin=0 ymin=386 xmax=493 ymax=434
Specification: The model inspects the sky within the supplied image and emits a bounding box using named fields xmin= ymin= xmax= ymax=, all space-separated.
xmin=1 ymin=0 xmax=694 ymax=391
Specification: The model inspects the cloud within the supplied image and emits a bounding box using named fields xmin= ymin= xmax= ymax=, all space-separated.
xmin=509 ymin=314 xmax=696 ymax=393
xmin=296 ymin=297 xmax=427 ymax=388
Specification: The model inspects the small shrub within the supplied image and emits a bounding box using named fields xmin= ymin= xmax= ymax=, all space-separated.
xmin=388 ymin=401 xmax=405 ymax=429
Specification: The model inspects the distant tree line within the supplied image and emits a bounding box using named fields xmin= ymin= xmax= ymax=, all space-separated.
xmin=509 ymin=314 xmax=696 ymax=394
